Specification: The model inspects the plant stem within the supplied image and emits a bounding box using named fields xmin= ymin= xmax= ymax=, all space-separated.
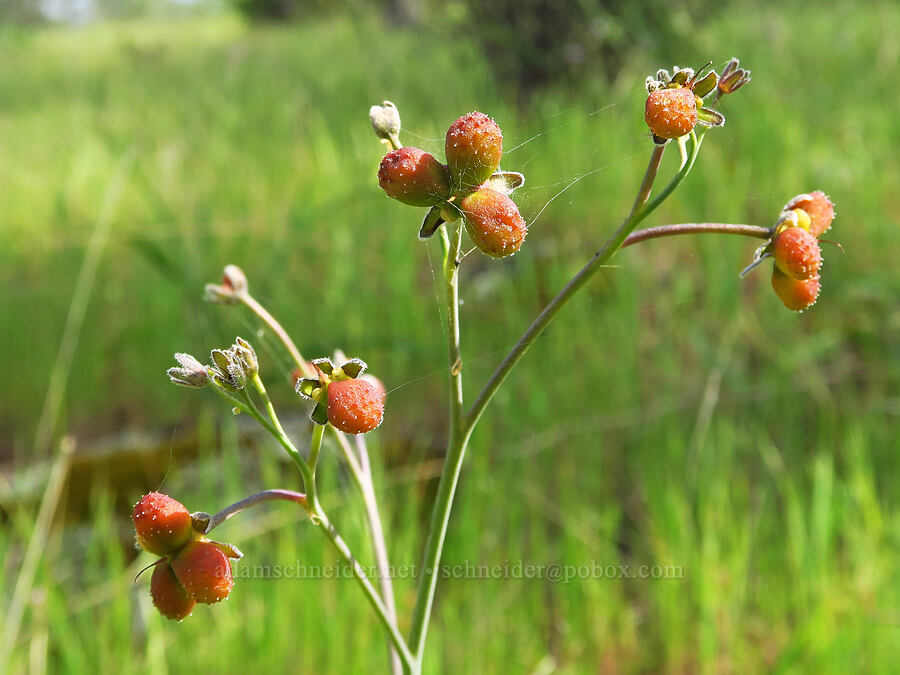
xmin=465 ymin=141 xmax=669 ymax=430
xmin=622 ymin=223 xmax=772 ymax=248
xmin=203 ymin=489 xmax=309 ymax=533
xmin=308 ymin=422 xmax=325 ymax=476
xmin=237 ymin=290 xmax=400 ymax=664
xmin=243 ymin=376 xmax=414 ymax=670
xmin=407 ymin=222 xmax=469 ymax=666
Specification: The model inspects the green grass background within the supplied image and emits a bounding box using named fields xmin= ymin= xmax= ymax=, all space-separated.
xmin=1 ymin=1 xmax=899 ymax=672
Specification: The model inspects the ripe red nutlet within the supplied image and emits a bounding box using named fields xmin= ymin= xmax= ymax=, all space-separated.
xmin=459 ymin=188 xmax=527 ymax=258
xmin=784 ymin=191 xmax=835 ymax=237
xmin=644 ymin=87 xmax=698 ymax=139
xmin=150 ymin=562 xmax=196 ymax=621
xmin=445 ymin=112 xmax=503 ymax=190
xmin=170 ymin=541 xmax=234 ymax=604
xmin=327 ymin=378 xmax=385 ymax=435
xmin=772 ymin=226 xmax=822 ymax=281
xmin=378 ymin=147 xmax=451 ymax=207
xmin=132 ymin=492 xmax=193 ymax=556
xmin=771 ymin=268 xmax=821 ymax=311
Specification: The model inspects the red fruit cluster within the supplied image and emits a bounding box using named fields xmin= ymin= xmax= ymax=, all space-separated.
xmin=133 ymin=493 xmax=236 ymax=621
xmin=768 ymin=192 xmax=836 ymax=312
xmin=376 ymin=110 xmax=527 ymax=259
xmin=645 ymin=87 xmax=698 ymax=140
xmin=327 ymin=378 xmax=385 ymax=434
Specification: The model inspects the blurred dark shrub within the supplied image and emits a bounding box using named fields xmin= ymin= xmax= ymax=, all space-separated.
xmin=430 ymin=0 xmax=719 ymax=96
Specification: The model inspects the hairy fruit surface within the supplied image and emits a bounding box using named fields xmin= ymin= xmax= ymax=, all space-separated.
xmin=378 ymin=147 xmax=451 ymax=207
xmin=327 ymin=378 xmax=385 ymax=434
xmin=771 ymin=268 xmax=821 ymax=311
xmin=170 ymin=541 xmax=235 ymax=604
xmin=784 ymin=191 xmax=835 ymax=237
xmin=772 ymin=226 xmax=822 ymax=281
xmin=445 ymin=112 xmax=503 ymax=190
xmin=645 ymin=87 xmax=698 ymax=139
xmin=150 ymin=562 xmax=196 ymax=621
xmin=132 ymin=492 xmax=193 ymax=556
xmin=459 ymin=188 xmax=527 ymax=258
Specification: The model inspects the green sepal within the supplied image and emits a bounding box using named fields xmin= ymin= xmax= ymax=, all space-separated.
xmin=340 ymin=358 xmax=367 ymax=379
xmin=311 ymin=358 xmax=334 ymax=376
xmin=211 ymin=349 xmax=231 ymax=374
xmin=697 ymin=107 xmax=726 ymax=127
xmin=693 ymin=71 xmax=718 ymax=98
xmin=311 ymin=402 xmax=329 ymax=425
xmin=296 ymin=377 xmax=321 ymax=399
xmin=210 ymin=540 xmax=243 ymax=560
xmin=418 ymin=205 xmax=445 ymax=240
xmin=483 ymin=171 xmax=525 ymax=196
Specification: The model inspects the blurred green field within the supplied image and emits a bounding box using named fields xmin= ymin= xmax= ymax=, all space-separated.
xmin=1 ymin=1 xmax=899 ymax=672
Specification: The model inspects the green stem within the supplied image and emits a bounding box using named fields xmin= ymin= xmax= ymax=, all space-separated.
xmin=465 ymin=140 xmax=670 ymax=430
xmin=308 ymin=422 xmax=325 ymax=476
xmin=237 ymin=290 xmax=400 ymax=666
xmin=407 ymin=223 xmax=468 ymax=665
xmin=622 ymin=223 xmax=772 ymax=248
xmin=238 ymin=376 xmax=413 ymax=670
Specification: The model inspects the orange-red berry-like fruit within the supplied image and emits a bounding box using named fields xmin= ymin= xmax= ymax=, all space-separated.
xmin=445 ymin=112 xmax=503 ymax=189
xmin=378 ymin=147 xmax=451 ymax=207
xmin=644 ymin=87 xmax=698 ymax=139
xmin=327 ymin=378 xmax=385 ymax=434
xmin=459 ymin=188 xmax=527 ymax=258
xmin=784 ymin=191 xmax=835 ymax=237
xmin=132 ymin=492 xmax=193 ymax=556
xmin=772 ymin=226 xmax=822 ymax=281
xmin=150 ymin=562 xmax=196 ymax=621
xmin=170 ymin=541 xmax=234 ymax=604
xmin=771 ymin=268 xmax=821 ymax=311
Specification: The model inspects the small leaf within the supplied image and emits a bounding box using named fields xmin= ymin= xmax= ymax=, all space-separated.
xmin=693 ymin=71 xmax=718 ymax=98
xmin=211 ymin=540 xmax=244 ymax=560
xmin=311 ymin=358 xmax=334 ymax=376
xmin=311 ymin=402 xmax=329 ymax=425
xmin=341 ymin=358 xmax=367 ymax=379
xmin=484 ymin=171 xmax=525 ymax=196
xmin=211 ymin=349 xmax=231 ymax=373
xmin=418 ymin=205 xmax=445 ymax=240
xmin=697 ymin=107 xmax=726 ymax=127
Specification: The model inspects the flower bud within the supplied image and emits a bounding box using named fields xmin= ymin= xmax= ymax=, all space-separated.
xmin=369 ymin=101 xmax=401 ymax=143
xmin=167 ymin=353 xmax=209 ymax=388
